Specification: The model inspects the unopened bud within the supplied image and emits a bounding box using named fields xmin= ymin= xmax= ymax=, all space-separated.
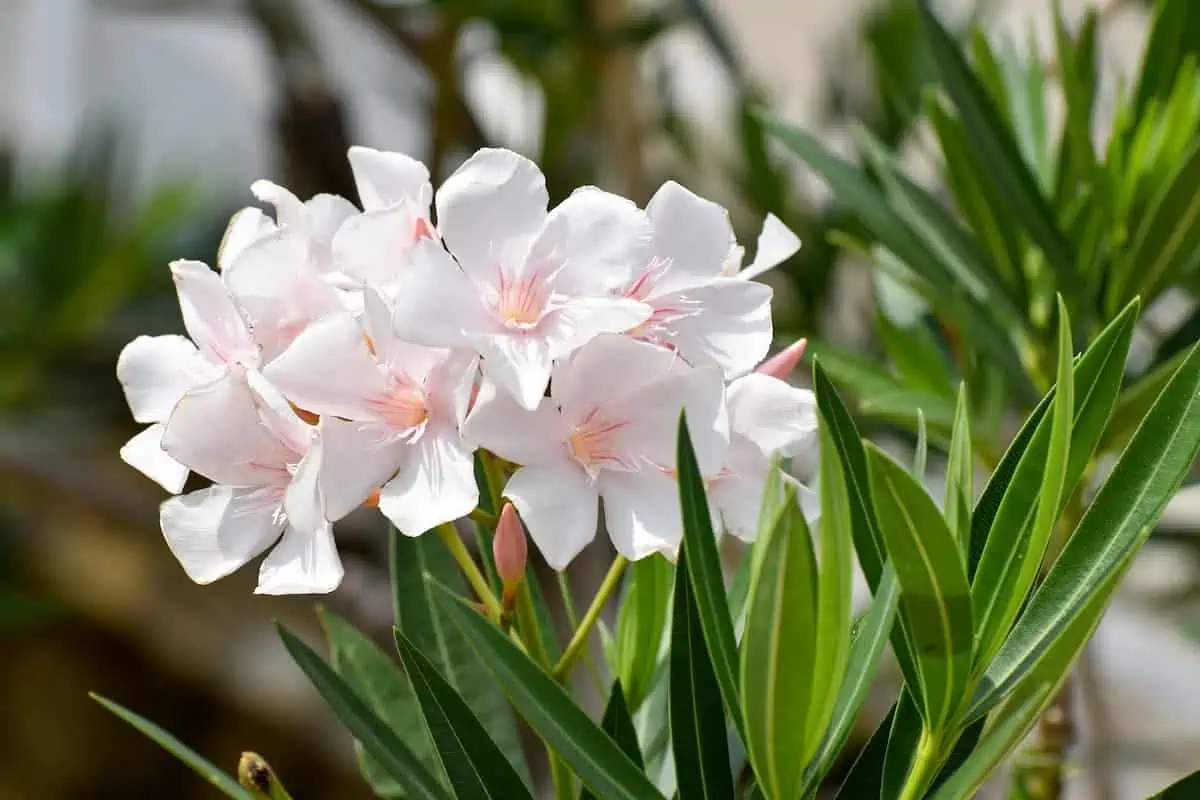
xmin=238 ymin=752 xmax=288 ymax=799
xmin=755 ymin=338 xmax=808 ymax=381
xmin=493 ymin=503 xmax=527 ymax=606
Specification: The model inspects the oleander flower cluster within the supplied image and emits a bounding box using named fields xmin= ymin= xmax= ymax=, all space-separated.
xmin=116 ymin=146 xmax=817 ymax=595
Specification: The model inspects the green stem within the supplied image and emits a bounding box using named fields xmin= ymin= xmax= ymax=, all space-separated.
xmin=899 ymin=728 xmax=944 ymax=800
xmin=553 ymin=556 xmax=628 ymax=682
xmin=557 ymin=571 xmax=607 ymax=696
xmin=468 ymin=507 xmax=498 ymax=529
xmin=513 ymin=578 xmax=572 ymax=799
xmin=436 ymin=523 xmax=503 ymax=623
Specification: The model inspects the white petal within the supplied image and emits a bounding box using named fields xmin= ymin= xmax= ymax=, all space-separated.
xmin=264 ymin=312 xmax=391 ymax=421
xmin=708 ymin=469 xmax=765 ymax=542
xmin=378 ymin=432 xmax=479 ymax=536
xmin=726 ymin=373 xmax=818 ymax=458
xmin=303 ymin=194 xmax=359 ymax=246
xmin=318 ymin=416 xmax=407 ymax=521
xmin=331 ymin=205 xmax=419 ymax=288
xmin=541 ymin=296 xmax=651 ymax=359
xmin=427 ymin=348 xmax=480 ymax=430
xmin=646 ymin=181 xmax=733 ymax=287
xmin=121 ymin=424 xmax=190 ymax=493
xmin=255 ymin=522 xmax=343 ymax=595
xmin=668 ymin=278 xmax=773 ymax=378
xmin=462 ymin=379 xmax=564 ymax=466
xmin=160 ymin=485 xmax=283 ymax=584
xmin=116 ymin=334 xmax=217 ymax=423
xmin=435 ymin=148 xmax=548 ymax=275
xmin=364 ymin=288 xmax=449 ymax=384
xmin=504 ymin=462 xmax=598 ymax=570
xmin=161 ymin=369 xmax=294 ymax=486
xmin=532 ymin=187 xmax=652 ymax=292
xmin=478 ymin=333 xmax=553 ymax=410
xmin=245 ymin=369 xmax=318 ymax=459
xmin=740 ymin=214 xmax=801 ymax=281
xmin=218 ymin=207 xmax=276 ymax=271
xmin=390 ymin=239 xmax=493 ymax=347
xmin=170 ymin=260 xmax=259 ymax=366
xmin=550 ymin=334 xmax=680 ymax=421
xmin=251 ymin=180 xmax=307 ymax=229
xmin=600 ymin=469 xmax=683 ymax=561
xmin=348 ymin=146 xmax=432 ymax=211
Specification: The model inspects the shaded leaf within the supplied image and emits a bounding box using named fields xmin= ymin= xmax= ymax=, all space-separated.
xmin=615 ymin=555 xmax=674 ymax=713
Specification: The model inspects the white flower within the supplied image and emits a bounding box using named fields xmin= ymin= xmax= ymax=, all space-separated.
xmin=264 ymin=289 xmax=480 ymax=536
xmin=116 ymin=260 xmax=260 ymax=493
xmin=620 ymin=181 xmax=788 ymax=378
xmin=722 ymin=211 xmax=802 ymax=281
xmin=158 ymin=366 xmax=345 ymax=594
xmin=707 ymin=372 xmax=818 ymax=541
xmin=330 ymin=147 xmax=437 ymax=296
xmin=388 ymin=148 xmax=653 ymax=409
xmin=463 ymin=334 xmax=728 ymax=568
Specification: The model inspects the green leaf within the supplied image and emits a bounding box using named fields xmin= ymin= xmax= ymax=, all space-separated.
xmin=970 ymin=342 xmax=1200 ymax=717
xmin=1112 ymin=141 xmax=1200 ymax=310
xmin=971 ymin=297 xmax=1075 ymax=668
xmin=803 ymin=339 xmax=907 ymax=400
xmin=90 ymin=694 xmax=257 ymax=800
xmin=880 ymin=690 xmax=924 ymax=799
xmin=582 ymin=685 xmax=645 ymax=800
xmin=1101 ymin=346 xmax=1191 ymax=454
xmin=859 ymin=389 xmax=957 ymax=435
xmin=615 ymin=555 xmax=673 ymax=712
xmin=671 ymin=550 xmax=735 ymax=800
xmin=740 ymin=486 xmax=818 ymax=799
xmin=276 ymin=625 xmax=449 ymax=800
xmin=394 ymin=629 xmax=533 ymax=800
xmin=876 ymin=312 xmax=956 ymax=399
xmin=812 ymin=360 xmax=922 ymax=693
xmin=919 ymin=2 xmax=1079 ymax=296
xmin=914 ymin=408 xmax=929 ymax=478
xmin=1150 ymin=768 xmax=1200 ymax=798
xmin=431 ymin=584 xmax=664 ymax=800
xmin=929 ymin=686 xmax=1051 ymax=800
xmin=390 ymin=529 xmax=528 ymax=781
xmin=866 ymin=443 xmax=973 ymax=731
xmin=807 ymin=422 xmax=856 ymax=745
xmin=677 ymin=413 xmax=744 ymax=741
xmin=944 ymin=385 xmax=974 ymax=552
xmin=802 ymin=569 xmax=900 ymax=795
xmin=968 ymin=299 xmax=1138 ymax=583
xmin=321 ymin=608 xmax=442 ymax=796
xmin=833 ymin=702 xmax=895 ymax=799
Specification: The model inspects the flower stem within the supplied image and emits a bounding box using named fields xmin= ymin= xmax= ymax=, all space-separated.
xmin=898 ymin=728 xmax=944 ymax=800
xmin=557 ymin=570 xmax=607 ymax=696
xmin=468 ymin=507 xmax=497 ymax=529
xmin=436 ymin=523 xmax=503 ymax=623
xmin=553 ymin=556 xmax=628 ymax=682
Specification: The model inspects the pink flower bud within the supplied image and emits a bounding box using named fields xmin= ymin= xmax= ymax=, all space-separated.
xmin=493 ymin=503 xmax=527 ymax=587
xmin=755 ymin=338 xmax=808 ymax=381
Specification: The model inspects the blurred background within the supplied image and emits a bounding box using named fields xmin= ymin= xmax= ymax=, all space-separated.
xmin=1 ymin=0 xmax=1196 ymax=798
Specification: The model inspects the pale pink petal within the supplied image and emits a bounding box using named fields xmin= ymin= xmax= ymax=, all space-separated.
xmin=462 ymin=379 xmax=564 ymax=466
xmin=599 ymin=469 xmax=683 ymax=561
xmin=390 ymin=239 xmax=493 ymax=348
xmin=318 ymin=416 xmax=407 ymax=521
xmin=726 ymin=373 xmax=818 ymax=457
xmin=160 ymin=484 xmax=283 ymax=584
xmin=503 ymin=462 xmax=598 ymax=570
xmin=541 ymin=295 xmax=651 ymax=359
xmin=170 ymin=260 xmax=259 ymax=366
xmin=263 ymin=312 xmax=391 ymax=421
xmin=435 ymin=148 xmax=548 ymax=277
xmin=427 ymin=349 xmax=480 ymax=430
xmin=348 ymin=146 xmax=432 ymax=211
xmin=378 ymin=433 xmax=479 ymax=536
xmin=116 ymin=334 xmax=218 ymax=423
xmin=550 ymin=334 xmax=680 ymax=422
xmin=363 ymin=289 xmax=447 ymax=384
xmin=754 ymin=339 xmax=807 ymax=381
xmin=303 ymin=194 xmax=359 ymax=246
xmin=478 ymin=333 xmax=553 ymax=410
xmin=218 ymin=207 xmax=275 ymax=271
xmin=161 ymin=370 xmax=294 ymax=486
xmin=251 ymin=180 xmax=307 ymax=229
xmin=255 ymin=522 xmax=343 ymax=595
xmin=531 ymin=187 xmax=652 ymax=292
xmin=646 ymin=181 xmax=733 ymax=288
xmin=245 ymin=370 xmax=318 ymax=459
xmin=739 ymin=214 xmax=801 ymax=281
xmin=667 ymin=278 xmax=773 ymax=378
xmin=121 ymin=424 xmax=190 ymax=494
xmin=331 ymin=205 xmax=420 ymax=288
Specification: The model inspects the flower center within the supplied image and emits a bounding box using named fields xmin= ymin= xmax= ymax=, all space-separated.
xmin=567 ymin=410 xmax=632 ymax=478
xmin=368 ymin=378 xmax=431 ymax=441
xmin=495 ymin=270 xmax=547 ymax=329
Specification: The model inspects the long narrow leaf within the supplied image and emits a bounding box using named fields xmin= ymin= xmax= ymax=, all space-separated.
xmin=944 ymin=385 xmax=974 ymax=552
xmin=677 ymin=414 xmax=744 ymax=741
xmin=881 ymin=690 xmax=924 ymax=799
xmin=431 ymin=584 xmax=664 ymax=800
xmin=276 ymin=625 xmax=448 ymax=800
xmin=91 ymin=694 xmax=256 ymax=800
xmin=615 ymin=555 xmax=674 ymax=713
xmin=671 ymin=551 xmax=735 ymax=800
xmin=394 ymin=629 xmax=533 ymax=800
xmin=582 ymin=686 xmax=645 ymax=800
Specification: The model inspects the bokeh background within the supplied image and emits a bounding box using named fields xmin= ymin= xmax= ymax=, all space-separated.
xmin=2 ymin=1 xmax=1197 ymax=798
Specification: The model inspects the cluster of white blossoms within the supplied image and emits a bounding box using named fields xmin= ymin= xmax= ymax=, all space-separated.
xmin=116 ymin=147 xmax=817 ymax=595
